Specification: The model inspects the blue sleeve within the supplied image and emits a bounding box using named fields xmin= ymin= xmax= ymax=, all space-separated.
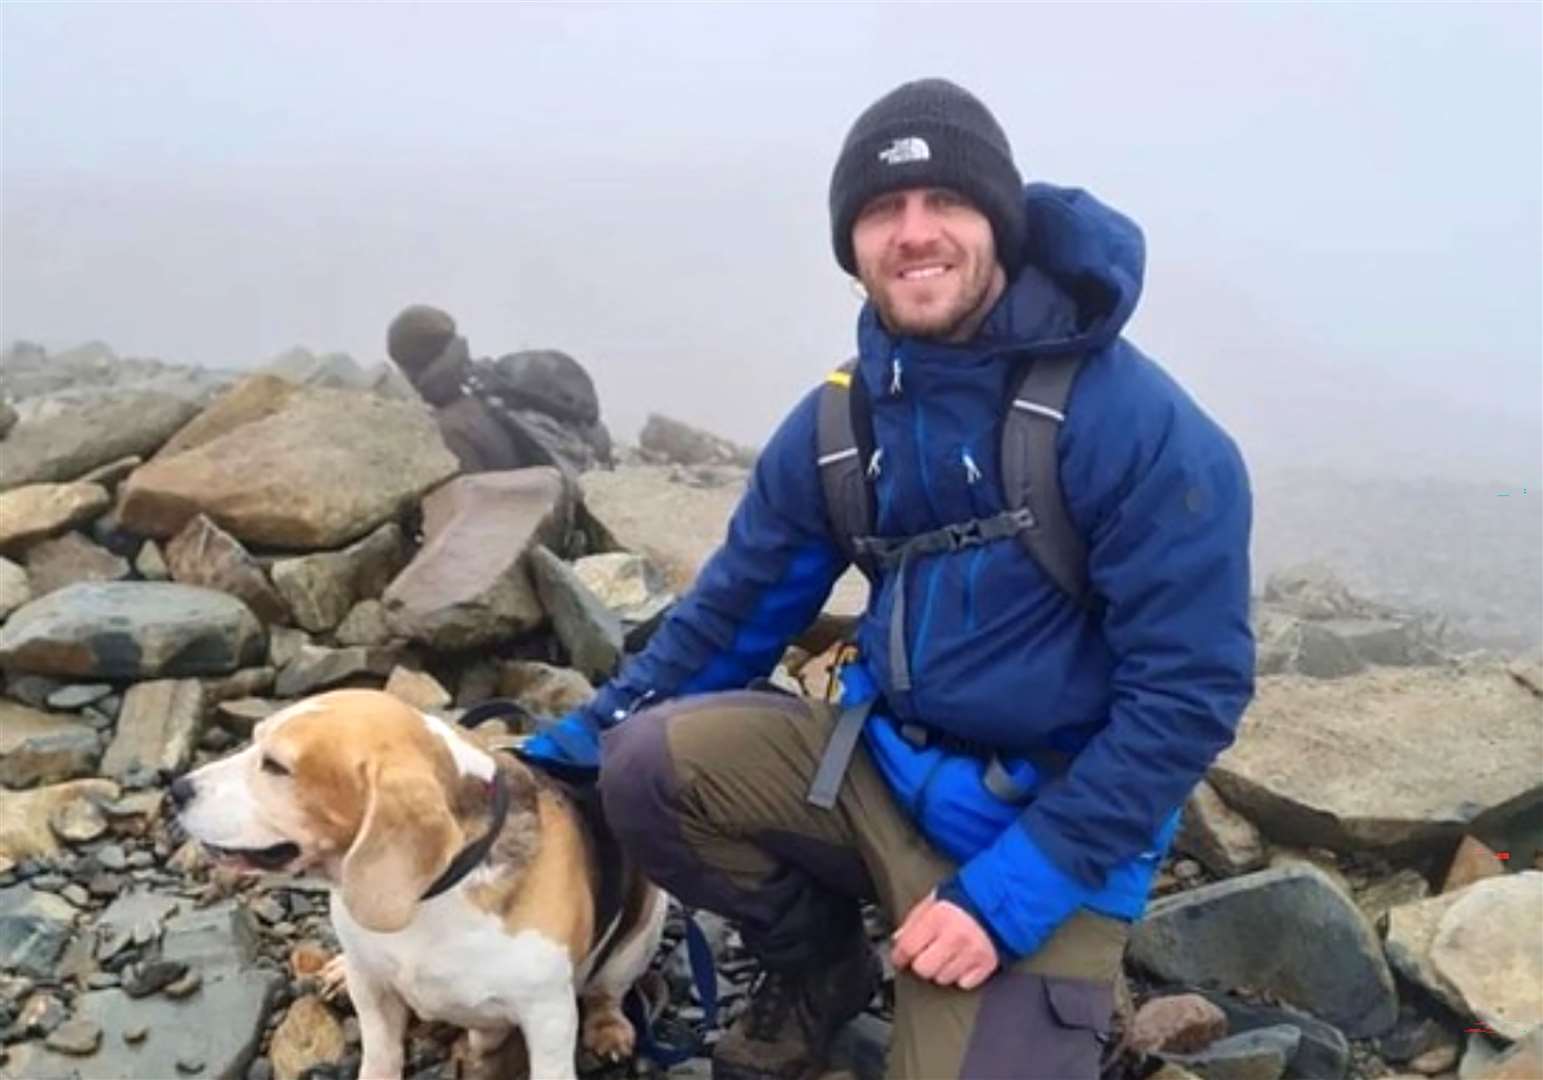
xmin=579 ymin=387 xmax=848 ymax=728
xmin=951 ymin=345 xmax=1256 ymax=959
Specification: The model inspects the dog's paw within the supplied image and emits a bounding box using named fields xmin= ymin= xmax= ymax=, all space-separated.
xmin=318 ymin=955 xmax=351 ymax=1002
xmin=580 ymin=1006 xmax=636 ymax=1064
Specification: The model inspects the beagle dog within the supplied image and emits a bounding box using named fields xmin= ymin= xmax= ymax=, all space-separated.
xmin=171 ymin=688 xmax=667 ymax=1080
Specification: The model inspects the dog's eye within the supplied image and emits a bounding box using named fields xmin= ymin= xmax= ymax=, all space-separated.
xmin=260 ymin=756 xmax=290 ymax=777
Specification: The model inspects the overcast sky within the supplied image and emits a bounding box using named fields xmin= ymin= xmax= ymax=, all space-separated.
xmin=3 ymin=2 xmax=1539 ymax=483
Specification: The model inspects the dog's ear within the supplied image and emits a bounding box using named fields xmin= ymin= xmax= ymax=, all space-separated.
xmin=340 ymin=761 xmax=461 ymax=932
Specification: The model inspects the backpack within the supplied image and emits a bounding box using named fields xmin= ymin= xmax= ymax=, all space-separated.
xmin=815 ymin=352 xmax=1095 ymax=688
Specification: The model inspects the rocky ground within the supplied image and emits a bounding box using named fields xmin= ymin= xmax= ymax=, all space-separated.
xmin=1 ymin=341 xmax=1540 ymax=1080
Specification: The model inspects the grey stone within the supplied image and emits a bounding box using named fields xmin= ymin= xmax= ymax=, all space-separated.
xmin=1196 ymin=991 xmax=1351 ymax=1079
xmin=1162 ymin=1024 xmax=1301 ymax=1080
xmin=3 ymin=673 xmax=60 ymax=707
xmin=269 ymin=522 xmax=406 ymax=633
xmin=1316 ymin=618 xmax=1434 ymax=667
xmin=383 ymin=469 xmax=570 ymax=650
xmin=213 ymin=698 xmax=284 ymax=737
xmin=202 ymin=666 xmax=277 ymax=706
xmin=44 ymin=682 xmax=113 ymax=710
xmin=117 ymin=386 xmax=457 ymax=548
xmin=0 ymin=887 xmax=76 ymax=980
xmin=101 ymin=679 xmax=206 ymax=781
xmin=45 ymin=1017 xmax=102 ymax=1055
xmin=165 ymin=515 xmax=290 ymax=626
xmin=25 ymin=531 xmax=132 ymax=596
xmin=0 ymin=556 xmax=33 ymax=618
xmin=638 ymin=413 xmax=756 ymax=468
xmin=274 ymin=644 xmax=395 ymax=698
xmin=0 ymin=391 xmax=198 ymax=491
xmin=1356 ymin=868 xmax=1431 ymax=928
xmin=1429 ymin=872 xmax=1543 ymax=1039
xmin=1210 ymin=665 xmax=1543 ymax=852
xmin=527 ymin=545 xmax=622 ymax=680
xmin=1294 ymin=622 xmax=1366 ymax=679
xmin=333 ymin=599 xmax=391 ymax=647
xmin=1128 ymin=863 xmax=1397 ymax=1037
xmin=0 ymin=702 xmax=100 ymax=788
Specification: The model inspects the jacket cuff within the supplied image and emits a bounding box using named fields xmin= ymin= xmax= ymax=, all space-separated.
xmin=953 ymin=822 xmax=1092 ymax=961
xmin=935 ymin=878 xmax=1018 ymax=963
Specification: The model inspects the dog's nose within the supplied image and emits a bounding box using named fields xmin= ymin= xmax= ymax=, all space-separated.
xmin=168 ymin=776 xmax=196 ymax=809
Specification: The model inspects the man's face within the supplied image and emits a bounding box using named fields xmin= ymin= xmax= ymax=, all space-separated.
xmin=851 ymin=187 xmax=1006 ymax=343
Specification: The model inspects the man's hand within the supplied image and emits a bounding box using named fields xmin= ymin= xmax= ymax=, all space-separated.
xmin=890 ymin=890 xmax=999 ymax=991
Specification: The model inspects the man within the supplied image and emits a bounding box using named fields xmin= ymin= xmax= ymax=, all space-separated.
xmin=522 ymin=77 xmax=1254 ymax=1079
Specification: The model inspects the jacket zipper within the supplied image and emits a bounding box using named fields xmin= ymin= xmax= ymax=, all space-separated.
xmin=961 ymin=446 xmax=987 ymax=632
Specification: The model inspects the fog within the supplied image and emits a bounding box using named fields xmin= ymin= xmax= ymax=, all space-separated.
xmin=4 ymin=2 xmax=1540 ymax=486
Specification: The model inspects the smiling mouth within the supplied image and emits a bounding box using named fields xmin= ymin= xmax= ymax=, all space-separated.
xmin=203 ymin=841 xmax=302 ymax=872
xmin=898 ymin=264 xmax=950 ymax=281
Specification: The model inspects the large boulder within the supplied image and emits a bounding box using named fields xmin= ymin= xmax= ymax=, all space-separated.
xmin=1128 ymin=863 xmax=1397 ymax=1038
xmin=639 ymin=413 xmax=756 ymax=468
xmin=116 ymin=387 xmax=458 ymax=548
xmin=153 ymin=373 xmax=303 ymax=460
xmin=1208 ymin=666 xmax=1542 ymax=853
xmin=383 ymin=469 xmax=570 ymax=650
xmin=1428 ymin=873 xmax=1543 ymax=1040
xmin=0 ymin=392 xmax=198 ymax=492
xmin=0 ymin=482 xmax=111 ymax=550
xmin=0 ymin=582 xmax=265 ymax=679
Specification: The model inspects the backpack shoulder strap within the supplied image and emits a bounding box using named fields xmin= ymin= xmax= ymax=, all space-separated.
xmin=816 ymin=358 xmax=876 ymax=565
xmin=1001 ymin=353 xmax=1094 ymax=608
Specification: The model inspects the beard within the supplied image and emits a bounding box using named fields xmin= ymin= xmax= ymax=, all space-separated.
xmin=863 ymin=255 xmax=1001 ymax=342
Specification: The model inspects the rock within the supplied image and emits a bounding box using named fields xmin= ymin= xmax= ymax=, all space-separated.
xmin=0 ymin=482 xmax=111 ymax=550
xmin=1209 ymin=666 xmax=1542 ymax=852
xmin=1178 ymin=780 xmax=1267 ymax=876
xmin=134 ymin=540 xmax=170 ymax=581
xmin=0 ymin=779 xmax=119 ymax=862
xmin=334 ymin=598 xmax=392 ymax=646
xmin=51 ymin=796 xmax=109 ymax=846
xmin=496 ymin=660 xmax=595 ymax=718
xmin=1466 ymin=1026 xmax=1543 ymax=1080
xmin=25 ymin=531 xmax=131 ymax=595
xmin=214 ymin=697 xmax=284 ymax=737
xmin=1315 ymin=618 xmax=1436 ymax=666
xmin=0 ymin=702 xmax=100 ymax=788
xmin=1410 ymin=1042 xmax=1460 ymax=1074
xmin=118 ymin=386 xmax=457 ymax=548
xmin=269 ymin=522 xmax=406 ymax=633
xmin=639 ymin=413 xmax=756 ymax=468
xmin=1356 ymin=868 xmax=1431 ymax=927
xmin=0 ymin=399 xmax=16 ymax=437
xmin=382 ymin=666 xmax=451 ymax=711
xmin=154 ymin=374 xmax=304 ymax=461
xmin=0 ymin=556 xmax=30 ymax=617
xmin=270 ymin=995 xmax=345 ymax=1080
xmin=78 ymin=456 xmax=142 ymax=490
xmin=1268 ymin=846 xmax=1354 ymax=896
xmin=267 ymin=625 xmax=310 ymax=670
xmin=383 ymin=469 xmax=570 ymax=650
xmin=202 ymin=666 xmax=276 ymax=706
xmin=274 ymin=644 xmax=395 ymax=698
xmin=0 ymin=887 xmax=76 ymax=980
xmin=1126 ymin=994 xmax=1229 ymax=1055
xmin=527 ymin=545 xmax=622 ymax=680
xmin=101 ymin=679 xmax=206 ymax=781
xmin=165 ymin=515 xmax=290 ymax=625
xmin=1263 ymin=564 xmax=1360 ymax=619
xmin=1161 ymin=1024 xmax=1301 ymax=1080
xmin=1429 ymin=873 xmax=1543 ymax=1039
xmin=1442 ymin=835 xmax=1507 ymax=893
xmin=45 ymin=1018 xmax=103 ymax=1055
xmin=572 ymin=551 xmax=673 ymax=618
xmin=1196 ymin=991 xmax=1352 ymax=1080
xmin=1128 ymin=863 xmax=1397 ymax=1038
xmin=1294 ymin=622 xmax=1367 ymax=679
xmin=0 ymin=582 xmax=266 ymax=678
xmin=263 ymin=348 xmax=373 ymax=391
xmin=0 ymin=391 xmax=197 ymax=491
xmin=45 ymin=682 xmax=113 ymax=710
xmin=1385 ymin=886 xmax=1480 ymax=1016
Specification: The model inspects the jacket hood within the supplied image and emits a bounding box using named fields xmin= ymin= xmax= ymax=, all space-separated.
xmin=857 ymin=182 xmax=1146 ymax=360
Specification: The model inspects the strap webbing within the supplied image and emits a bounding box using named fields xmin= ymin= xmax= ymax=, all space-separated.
xmin=807 ymin=699 xmax=875 ymax=809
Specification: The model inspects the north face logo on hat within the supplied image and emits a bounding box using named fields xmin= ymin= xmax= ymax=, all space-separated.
xmin=877 ymin=137 xmax=931 ymax=165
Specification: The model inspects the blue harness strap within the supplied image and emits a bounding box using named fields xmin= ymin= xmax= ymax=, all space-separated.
xmin=627 ymin=909 xmax=720 ymax=1068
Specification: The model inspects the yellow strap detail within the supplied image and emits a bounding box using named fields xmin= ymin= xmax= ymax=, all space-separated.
xmin=825 ymin=370 xmax=852 ymax=388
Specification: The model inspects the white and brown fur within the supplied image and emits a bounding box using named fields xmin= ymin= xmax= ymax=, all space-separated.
xmin=173 ymin=688 xmax=666 ymax=1080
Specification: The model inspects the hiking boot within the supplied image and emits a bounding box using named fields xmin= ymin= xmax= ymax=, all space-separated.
xmin=711 ymin=932 xmax=881 ymax=1080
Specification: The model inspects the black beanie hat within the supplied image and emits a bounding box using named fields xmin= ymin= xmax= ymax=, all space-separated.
xmin=829 ymin=78 xmax=1026 ymax=277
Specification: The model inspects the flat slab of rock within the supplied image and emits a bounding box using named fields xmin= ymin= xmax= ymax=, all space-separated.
xmin=0 ymin=702 xmax=101 ymax=788
xmin=528 ymin=545 xmax=622 ymax=680
xmin=24 ymin=531 xmax=131 ymax=596
xmin=1128 ymin=863 xmax=1397 ymax=1038
xmin=0 ymin=582 xmax=265 ymax=679
xmin=0 ymin=556 xmax=31 ymax=617
xmin=101 ymin=679 xmax=206 ymax=781
xmin=1209 ymin=666 xmax=1542 ymax=852
xmin=0 ymin=391 xmax=198 ymax=492
xmin=383 ymin=469 xmax=569 ymax=650
xmin=0 ymin=482 xmax=110 ymax=550
xmin=1429 ymin=872 xmax=1543 ymax=1039
xmin=154 ymin=373 xmax=303 ymax=460
xmin=118 ymin=386 xmax=457 ymax=548
xmin=580 ymin=463 xmax=868 ymax=616
xmin=165 ymin=515 xmax=290 ymax=625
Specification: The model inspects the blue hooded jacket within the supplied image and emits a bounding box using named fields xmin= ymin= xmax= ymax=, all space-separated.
xmin=578 ymin=182 xmax=1255 ymax=960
